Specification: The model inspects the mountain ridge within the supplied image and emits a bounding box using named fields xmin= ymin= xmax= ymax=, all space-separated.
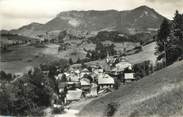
xmin=9 ymin=5 xmax=166 ymax=38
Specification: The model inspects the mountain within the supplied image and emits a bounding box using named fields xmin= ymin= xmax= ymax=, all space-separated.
xmin=10 ymin=5 xmax=165 ymax=38
xmin=10 ymin=22 xmax=44 ymax=38
xmin=79 ymin=60 xmax=183 ymax=117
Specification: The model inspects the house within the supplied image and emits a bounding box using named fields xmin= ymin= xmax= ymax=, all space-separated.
xmin=80 ymin=68 xmax=90 ymax=78
xmin=93 ymin=68 xmax=104 ymax=74
xmin=123 ymin=67 xmax=135 ymax=83
xmin=124 ymin=73 xmax=135 ymax=82
xmin=98 ymin=73 xmax=115 ymax=89
xmin=114 ymin=59 xmax=132 ymax=72
xmin=58 ymin=82 xmax=67 ymax=93
xmin=55 ymin=73 xmax=63 ymax=80
xmin=80 ymin=78 xmax=91 ymax=92
xmin=90 ymin=65 xmax=101 ymax=72
xmin=69 ymin=73 xmax=80 ymax=82
xmin=66 ymin=88 xmax=82 ymax=102
xmin=14 ymin=72 xmax=24 ymax=78
xmin=109 ymin=57 xmax=132 ymax=76
xmin=64 ymin=71 xmax=79 ymax=82
xmin=74 ymin=69 xmax=80 ymax=74
xmin=67 ymin=81 xmax=81 ymax=90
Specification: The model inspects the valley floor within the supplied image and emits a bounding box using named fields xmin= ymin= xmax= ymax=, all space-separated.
xmin=0 ymin=42 xmax=156 ymax=74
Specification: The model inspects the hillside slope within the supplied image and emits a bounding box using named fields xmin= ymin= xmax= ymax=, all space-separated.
xmin=79 ymin=60 xmax=183 ymax=117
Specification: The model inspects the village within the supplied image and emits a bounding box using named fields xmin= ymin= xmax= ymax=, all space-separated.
xmin=47 ymin=54 xmax=138 ymax=111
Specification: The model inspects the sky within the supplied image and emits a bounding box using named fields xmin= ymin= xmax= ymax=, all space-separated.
xmin=0 ymin=0 xmax=183 ymax=30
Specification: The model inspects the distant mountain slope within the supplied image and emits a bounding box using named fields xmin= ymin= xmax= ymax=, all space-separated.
xmin=10 ymin=22 xmax=44 ymax=38
xmin=79 ymin=60 xmax=183 ymax=117
xmin=10 ymin=5 xmax=165 ymax=37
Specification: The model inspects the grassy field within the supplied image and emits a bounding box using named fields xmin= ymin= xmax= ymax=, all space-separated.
xmin=79 ymin=60 xmax=183 ymax=117
xmin=85 ymin=42 xmax=157 ymax=69
xmin=0 ymin=44 xmax=60 ymax=73
xmin=0 ymin=39 xmax=150 ymax=74
xmin=126 ymin=42 xmax=157 ymax=64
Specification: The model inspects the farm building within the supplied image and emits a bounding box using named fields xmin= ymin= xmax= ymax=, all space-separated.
xmin=114 ymin=58 xmax=132 ymax=72
xmin=124 ymin=73 xmax=135 ymax=82
xmin=80 ymin=78 xmax=91 ymax=96
xmin=66 ymin=88 xmax=82 ymax=102
xmin=68 ymin=73 xmax=80 ymax=82
xmin=123 ymin=67 xmax=135 ymax=83
xmin=67 ymin=81 xmax=81 ymax=90
xmin=98 ymin=73 xmax=115 ymax=89
xmin=80 ymin=68 xmax=90 ymax=78
xmin=58 ymin=82 xmax=67 ymax=93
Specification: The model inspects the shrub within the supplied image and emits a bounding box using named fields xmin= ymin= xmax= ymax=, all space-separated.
xmin=52 ymin=106 xmax=64 ymax=114
xmin=105 ymin=102 xmax=119 ymax=117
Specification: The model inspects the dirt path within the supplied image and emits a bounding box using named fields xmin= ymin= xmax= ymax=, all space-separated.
xmin=53 ymin=96 xmax=102 ymax=117
xmin=54 ymin=109 xmax=79 ymax=117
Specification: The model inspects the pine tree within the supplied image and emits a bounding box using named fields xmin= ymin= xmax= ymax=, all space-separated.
xmin=156 ymin=11 xmax=183 ymax=66
xmin=156 ymin=18 xmax=170 ymax=53
xmin=173 ymin=10 xmax=183 ymax=41
xmin=69 ymin=58 xmax=73 ymax=65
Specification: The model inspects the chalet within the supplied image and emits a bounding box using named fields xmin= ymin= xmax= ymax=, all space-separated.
xmin=93 ymin=68 xmax=104 ymax=74
xmin=80 ymin=68 xmax=90 ymax=78
xmin=69 ymin=73 xmax=80 ymax=82
xmin=14 ymin=72 xmax=24 ymax=78
xmin=74 ymin=69 xmax=80 ymax=74
xmin=98 ymin=73 xmax=115 ymax=89
xmin=58 ymin=82 xmax=67 ymax=93
xmin=55 ymin=73 xmax=63 ymax=80
xmin=123 ymin=67 xmax=135 ymax=83
xmin=90 ymin=65 xmax=101 ymax=72
xmin=80 ymin=78 xmax=91 ymax=91
xmin=66 ymin=88 xmax=82 ymax=102
xmin=115 ymin=59 xmax=132 ymax=72
xmin=124 ymin=72 xmax=135 ymax=82
xmin=66 ymin=81 xmax=81 ymax=90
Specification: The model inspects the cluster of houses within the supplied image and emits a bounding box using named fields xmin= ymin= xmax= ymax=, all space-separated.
xmin=53 ymin=55 xmax=135 ymax=104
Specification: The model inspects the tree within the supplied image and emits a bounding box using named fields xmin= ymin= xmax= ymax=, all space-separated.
xmin=69 ymin=58 xmax=73 ymax=65
xmin=173 ymin=10 xmax=183 ymax=41
xmin=58 ymin=30 xmax=66 ymax=43
xmin=48 ymin=65 xmax=59 ymax=93
xmin=61 ymin=74 xmax=67 ymax=82
xmin=0 ymin=68 xmax=54 ymax=116
xmin=156 ymin=11 xmax=183 ymax=66
xmin=156 ymin=18 xmax=171 ymax=66
xmin=156 ymin=18 xmax=170 ymax=53
xmin=27 ymin=67 xmax=53 ymax=106
xmin=0 ymin=71 xmax=13 ymax=81
xmin=0 ymin=71 xmax=7 ymax=81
